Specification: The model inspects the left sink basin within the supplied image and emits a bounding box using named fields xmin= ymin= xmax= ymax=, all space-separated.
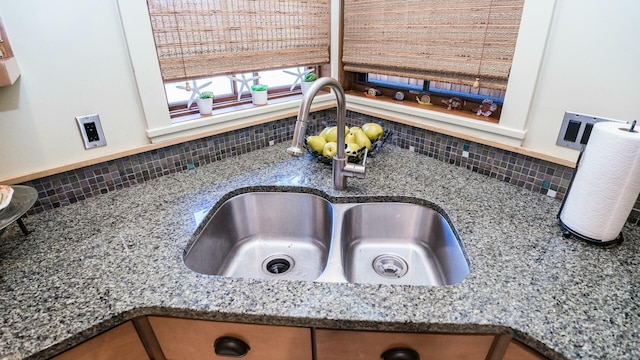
xmin=184 ymin=192 xmax=334 ymax=281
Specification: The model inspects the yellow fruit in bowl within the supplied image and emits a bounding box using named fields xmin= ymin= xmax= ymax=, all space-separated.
xmin=324 ymin=126 xmax=350 ymax=143
xmin=353 ymin=129 xmax=372 ymax=150
xmin=319 ymin=127 xmax=331 ymax=139
xmin=349 ymin=126 xmax=362 ymax=134
xmin=322 ymin=141 xmax=338 ymax=158
xmin=324 ymin=127 xmax=338 ymax=142
xmin=345 ymin=132 xmax=355 ymax=144
xmin=345 ymin=142 xmax=362 ymax=156
xmin=362 ymin=123 xmax=384 ymax=141
xmin=306 ymin=135 xmax=327 ymax=153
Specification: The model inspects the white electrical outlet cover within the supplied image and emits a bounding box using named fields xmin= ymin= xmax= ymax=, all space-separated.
xmin=76 ymin=114 xmax=107 ymax=149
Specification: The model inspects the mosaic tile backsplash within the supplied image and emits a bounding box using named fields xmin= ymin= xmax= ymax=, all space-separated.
xmin=20 ymin=110 xmax=640 ymax=224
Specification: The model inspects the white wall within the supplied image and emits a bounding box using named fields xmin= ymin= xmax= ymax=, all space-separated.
xmin=0 ymin=0 xmax=638 ymax=181
xmin=0 ymin=0 xmax=150 ymax=181
xmin=523 ymin=0 xmax=640 ymax=158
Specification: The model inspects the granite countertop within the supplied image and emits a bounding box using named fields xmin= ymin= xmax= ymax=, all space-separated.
xmin=1 ymin=143 xmax=639 ymax=359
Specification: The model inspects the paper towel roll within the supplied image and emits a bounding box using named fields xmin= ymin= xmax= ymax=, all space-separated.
xmin=560 ymin=121 xmax=640 ymax=242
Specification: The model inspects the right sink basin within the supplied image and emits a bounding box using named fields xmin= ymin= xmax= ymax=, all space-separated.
xmin=339 ymin=202 xmax=470 ymax=286
xmin=184 ymin=190 xmax=470 ymax=286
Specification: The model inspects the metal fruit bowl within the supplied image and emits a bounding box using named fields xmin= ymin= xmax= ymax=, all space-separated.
xmin=304 ymin=126 xmax=392 ymax=165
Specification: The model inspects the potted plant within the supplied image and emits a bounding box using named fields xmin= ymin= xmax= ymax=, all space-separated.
xmin=251 ymin=84 xmax=268 ymax=105
xmin=301 ymin=73 xmax=316 ymax=95
xmin=196 ymin=91 xmax=214 ymax=115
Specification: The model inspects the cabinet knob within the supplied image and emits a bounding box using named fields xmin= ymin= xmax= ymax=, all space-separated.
xmin=380 ymin=347 xmax=420 ymax=360
xmin=213 ymin=336 xmax=250 ymax=357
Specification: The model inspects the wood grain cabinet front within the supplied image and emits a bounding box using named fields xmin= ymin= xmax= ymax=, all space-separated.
xmin=52 ymin=321 xmax=149 ymax=360
xmin=147 ymin=316 xmax=313 ymax=360
xmin=315 ymin=328 xmax=495 ymax=360
xmin=503 ymin=340 xmax=547 ymax=360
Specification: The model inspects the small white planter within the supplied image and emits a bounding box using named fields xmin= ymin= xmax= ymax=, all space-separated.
xmin=251 ymin=89 xmax=268 ymax=105
xmin=196 ymin=97 xmax=213 ymax=115
xmin=301 ymin=81 xmax=314 ymax=95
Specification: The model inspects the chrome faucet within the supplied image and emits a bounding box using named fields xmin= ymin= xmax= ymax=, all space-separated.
xmin=286 ymin=77 xmax=366 ymax=190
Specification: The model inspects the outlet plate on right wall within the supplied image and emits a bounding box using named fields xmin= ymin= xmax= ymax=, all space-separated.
xmin=556 ymin=111 xmax=627 ymax=150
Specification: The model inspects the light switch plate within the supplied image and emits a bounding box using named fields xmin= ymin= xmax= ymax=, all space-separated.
xmin=76 ymin=114 xmax=106 ymax=149
xmin=555 ymin=111 xmax=627 ymax=150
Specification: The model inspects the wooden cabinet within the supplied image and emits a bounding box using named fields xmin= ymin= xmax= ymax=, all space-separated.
xmin=503 ymin=340 xmax=547 ymax=360
xmin=52 ymin=321 xmax=149 ymax=360
xmin=315 ymin=328 xmax=495 ymax=360
xmin=147 ymin=316 xmax=313 ymax=360
xmin=49 ymin=316 xmax=547 ymax=360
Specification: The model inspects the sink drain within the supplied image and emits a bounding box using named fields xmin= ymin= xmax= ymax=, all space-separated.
xmin=373 ymin=254 xmax=408 ymax=278
xmin=263 ymin=254 xmax=295 ymax=275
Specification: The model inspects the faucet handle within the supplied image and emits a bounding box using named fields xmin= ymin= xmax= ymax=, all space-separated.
xmin=342 ymin=149 xmax=367 ymax=179
xmin=360 ymin=147 xmax=369 ymax=167
xmin=343 ymin=162 xmax=366 ymax=179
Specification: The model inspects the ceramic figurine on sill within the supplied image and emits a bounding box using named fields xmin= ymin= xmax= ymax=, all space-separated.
xmin=475 ymin=99 xmax=498 ymax=117
xmin=442 ymin=97 xmax=466 ymax=110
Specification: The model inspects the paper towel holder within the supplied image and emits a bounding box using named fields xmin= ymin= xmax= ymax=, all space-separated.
xmin=557 ymin=143 xmax=625 ymax=247
xmin=556 ymin=117 xmax=634 ymax=247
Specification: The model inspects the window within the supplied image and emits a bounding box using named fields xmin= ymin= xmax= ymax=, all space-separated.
xmin=343 ymin=0 xmax=524 ymax=119
xmin=146 ymin=0 xmax=330 ymax=118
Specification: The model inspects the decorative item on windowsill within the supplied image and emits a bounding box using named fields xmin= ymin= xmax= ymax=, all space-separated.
xmin=177 ymin=80 xmax=212 ymax=109
xmin=416 ymin=95 xmax=432 ymax=106
xmin=196 ymin=91 xmax=214 ymax=115
xmin=250 ymin=84 xmax=268 ymax=105
xmin=364 ymin=87 xmax=382 ymax=98
xmin=304 ymin=120 xmax=392 ymax=165
xmin=300 ymin=73 xmax=316 ymax=95
xmin=474 ymin=99 xmax=498 ymax=117
xmin=442 ymin=97 xmax=466 ymax=110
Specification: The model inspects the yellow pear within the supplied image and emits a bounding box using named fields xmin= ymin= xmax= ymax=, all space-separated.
xmin=362 ymin=123 xmax=384 ymax=141
xmin=318 ymin=127 xmax=331 ymax=139
xmin=345 ymin=133 xmax=355 ymax=144
xmin=345 ymin=142 xmax=362 ymax=156
xmin=322 ymin=141 xmax=338 ymax=158
xmin=325 ymin=126 xmax=350 ymax=143
xmin=306 ymin=135 xmax=327 ymax=153
xmin=353 ymin=130 xmax=372 ymax=150
xmin=350 ymin=126 xmax=362 ymax=134
xmin=324 ymin=126 xmax=338 ymax=143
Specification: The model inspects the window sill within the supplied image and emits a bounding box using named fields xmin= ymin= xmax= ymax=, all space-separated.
xmin=146 ymin=93 xmax=336 ymax=144
xmin=345 ymin=90 xmax=527 ymax=147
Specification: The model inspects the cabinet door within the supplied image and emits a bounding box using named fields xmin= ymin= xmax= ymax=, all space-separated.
xmin=315 ymin=329 xmax=494 ymax=360
xmin=148 ymin=316 xmax=312 ymax=360
xmin=52 ymin=321 xmax=149 ymax=360
xmin=503 ymin=340 xmax=547 ymax=360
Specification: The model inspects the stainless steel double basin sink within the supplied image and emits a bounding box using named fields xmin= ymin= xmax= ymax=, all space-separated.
xmin=184 ymin=190 xmax=470 ymax=286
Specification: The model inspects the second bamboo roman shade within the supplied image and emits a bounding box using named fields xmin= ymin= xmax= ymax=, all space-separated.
xmin=147 ymin=0 xmax=330 ymax=82
xmin=343 ymin=0 xmax=524 ymax=90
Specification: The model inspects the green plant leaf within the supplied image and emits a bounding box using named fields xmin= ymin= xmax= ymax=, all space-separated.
xmin=198 ymin=91 xmax=214 ymax=99
xmin=251 ymin=84 xmax=268 ymax=91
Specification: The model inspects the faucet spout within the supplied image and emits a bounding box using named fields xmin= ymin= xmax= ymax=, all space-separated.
xmin=286 ymin=77 xmax=365 ymax=190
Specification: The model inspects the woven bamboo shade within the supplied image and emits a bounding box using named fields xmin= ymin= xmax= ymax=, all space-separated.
xmin=147 ymin=0 xmax=330 ymax=82
xmin=343 ymin=0 xmax=524 ymax=90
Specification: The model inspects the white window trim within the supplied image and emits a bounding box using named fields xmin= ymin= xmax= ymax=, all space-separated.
xmin=118 ymin=0 xmax=555 ymax=147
